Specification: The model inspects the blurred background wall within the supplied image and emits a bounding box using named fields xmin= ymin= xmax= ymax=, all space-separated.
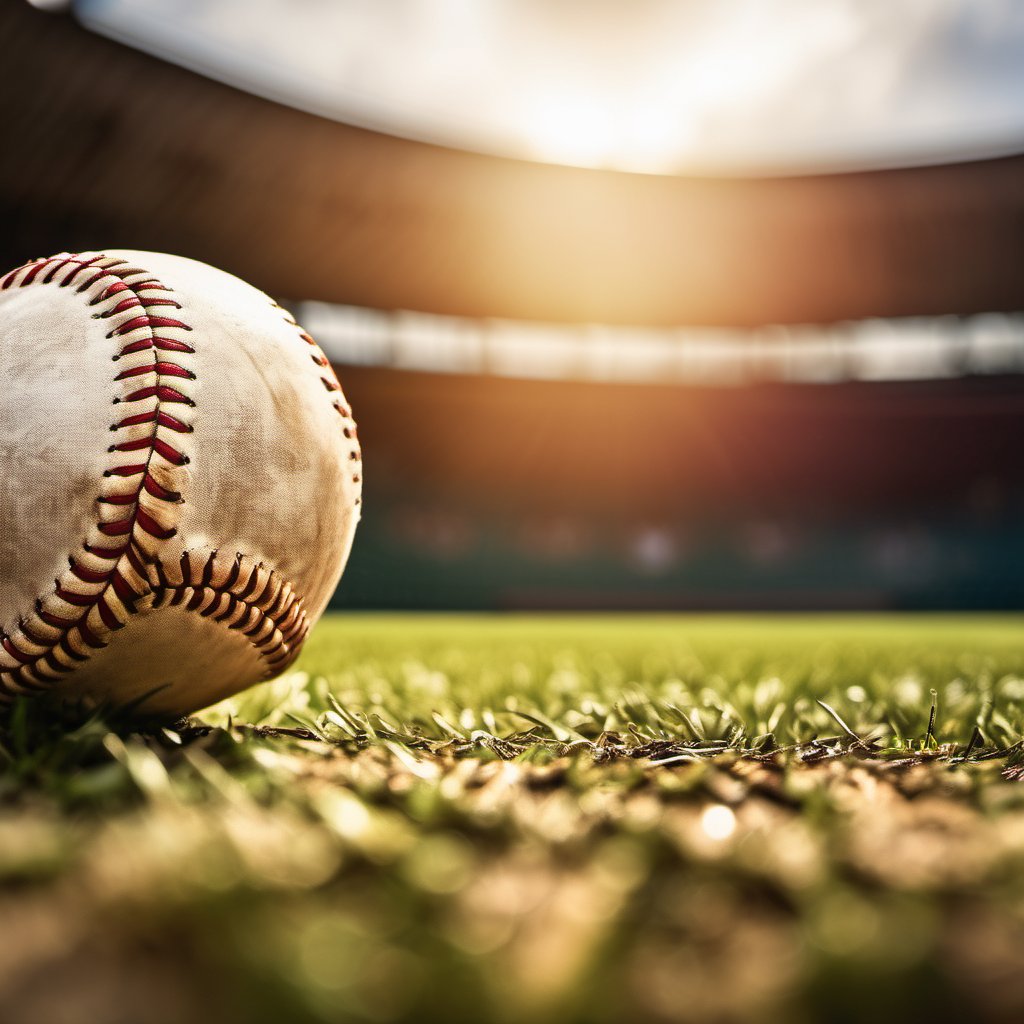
xmin=3 ymin=1 xmax=1023 ymax=610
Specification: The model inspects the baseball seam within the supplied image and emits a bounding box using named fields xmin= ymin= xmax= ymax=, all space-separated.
xmin=276 ymin=304 xmax=362 ymax=498
xmin=0 ymin=253 xmax=310 ymax=701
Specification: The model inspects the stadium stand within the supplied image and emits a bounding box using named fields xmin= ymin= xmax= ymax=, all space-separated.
xmin=2 ymin=1 xmax=1022 ymax=609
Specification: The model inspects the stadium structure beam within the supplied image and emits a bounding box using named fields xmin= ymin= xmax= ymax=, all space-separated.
xmin=2 ymin=3 xmax=1024 ymax=328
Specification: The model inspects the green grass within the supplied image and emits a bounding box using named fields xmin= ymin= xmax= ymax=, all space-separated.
xmin=293 ymin=613 xmax=1024 ymax=750
xmin=3 ymin=613 xmax=1024 ymax=1024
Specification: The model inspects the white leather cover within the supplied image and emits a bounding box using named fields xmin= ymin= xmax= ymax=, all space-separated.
xmin=0 ymin=250 xmax=361 ymax=716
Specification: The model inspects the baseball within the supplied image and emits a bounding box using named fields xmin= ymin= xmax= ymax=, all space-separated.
xmin=0 ymin=250 xmax=361 ymax=718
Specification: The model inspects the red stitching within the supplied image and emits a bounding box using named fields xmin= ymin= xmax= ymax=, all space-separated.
xmin=98 ymin=518 xmax=134 ymax=537
xmin=0 ymin=256 xmax=321 ymax=704
xmin=157 ymin=412 xmax=192 ymax=432
xmin=78 ymin=620 xmax=105 ymax=650
xmin=123 ymin=384 xmax=194 ymax=405
xmin=68 ymin=559 xmax=110 ymax=584
xmin=58 ymin=638 xmax=90 ymax=664
xmin=124 ymin=544 xmax=148 ymax=578
xmin=109 ymin=436 xmax=189 ymax=463
xmin=110 ymin=571 xmax=137 ymax=605
xmin=114 ymin=361 xmax=194 ymax=381
xmin=96 ymin=597 xmax=122 ymax=631
xmin=27 ymin=550 xmax=313 ymax=683
xmin=135 ymin=508 xmax=176 ymax=540
xmin=108 ymin=314 xmax=190 ymax=336
xmin=77 ymin=270 xmax=111 ymax=293
xmin=143 ymin=476 xmax=181 ymax=502
xmin=0 ymin=254 xmax=196 ymax=691
xmin=111 ymin=436 xmax=159 ymax=452
xmin=19 ymin=261 xmax=50 ymax=287
xmin=60 ymin=256 xmax=103 ymax=286
xmin=153 ymin=438 xmax=189 ymax=464
xmin=40 ymin=258 xmax=72 ymax=285
xmin=54 ymin=586 xmax=97 ymax=608
xmin=105 ymin=463 xmax=148 ymax=478
xmin=277 ymin=303 xmax=361 ymax=490
xmin=111 ymin=410 xmax=192 ymax=433
xmin=84 ymin=543 xmax=126 ymax=560
xmin=39 ymin=610 xmax=77 ymax=629
xmin=152 ymin=337 xmax=195 ymax=353
xmin=101 ymin=297 xmax=180 ymax=317
xmin=2 ymin=637 xmax=32 ymax=664
xmin=19 ymin=620 xmax=51 ymax=647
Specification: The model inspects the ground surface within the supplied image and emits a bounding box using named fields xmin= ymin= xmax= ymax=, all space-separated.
xmin=3 ymin=614 xmax=1024 ymax=1024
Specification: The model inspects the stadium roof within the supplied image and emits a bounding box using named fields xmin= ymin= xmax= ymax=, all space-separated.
xmin=76 ymin=0 xmax=1024 ymax=177
xmin=3 ymin=2 xmax=1024 ymax=327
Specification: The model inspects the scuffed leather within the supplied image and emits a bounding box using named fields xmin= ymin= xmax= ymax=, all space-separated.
xmin=0 ymin=250 xmax=361 ymax=717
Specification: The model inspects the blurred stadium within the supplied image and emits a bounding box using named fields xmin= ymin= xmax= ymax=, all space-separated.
xmin=4 ymin=0 xmax=1024 ymax=612
xmin=7 ymin=7 xmax=1024 ymax=1024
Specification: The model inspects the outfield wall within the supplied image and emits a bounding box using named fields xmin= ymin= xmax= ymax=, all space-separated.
xmin=329 ymin=364 xmax=1024 ymax=610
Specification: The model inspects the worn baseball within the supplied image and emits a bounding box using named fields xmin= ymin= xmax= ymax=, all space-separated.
xmin=0 ymin=250 xmax=361 ymax=717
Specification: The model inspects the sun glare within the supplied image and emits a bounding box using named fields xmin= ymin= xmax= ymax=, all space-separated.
xmin=700 ymin=804 xmax=737 ymax=842
xmin=79 ymin=0 xmax=1024 ymax=174
xmin=527 ymin=96 xmax=615 ymax=169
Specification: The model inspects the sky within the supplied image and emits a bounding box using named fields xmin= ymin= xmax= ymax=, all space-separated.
xmin=76 ymin=0 xmax=1024 ymax=175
